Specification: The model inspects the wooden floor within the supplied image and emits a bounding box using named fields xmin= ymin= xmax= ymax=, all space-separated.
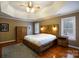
xmin=38 ymin=45 xmax=79 ymax=58
xmin=1 ymin=42 xmax=79 ymax=58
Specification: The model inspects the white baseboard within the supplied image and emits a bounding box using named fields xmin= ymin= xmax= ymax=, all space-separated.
xmin=0 ymin=40 xmax=15 ymax=44
xmin=68 ymin=45 xmax=79 ymax=49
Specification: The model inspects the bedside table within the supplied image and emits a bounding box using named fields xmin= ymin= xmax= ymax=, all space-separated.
xmin=57 ymin=36 xmax=68 ymax=47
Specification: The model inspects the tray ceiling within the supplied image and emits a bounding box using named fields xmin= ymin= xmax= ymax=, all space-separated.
xmin=0 ymin=1 xmax=79 ymax=22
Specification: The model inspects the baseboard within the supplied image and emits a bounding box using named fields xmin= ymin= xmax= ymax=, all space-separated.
xmin=68 ymin=45 xmax=79 ymax=49
xmin=0 ymin=40 xmax=15 ymax=44
xmin=0 ymin=40 xmax=16 ymax=47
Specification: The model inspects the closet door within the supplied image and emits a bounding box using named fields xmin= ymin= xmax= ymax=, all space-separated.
xmin=61 ymin=16 xmax=76 ymax=40
xmin=16 ymin=27 xmax=27 ymax=43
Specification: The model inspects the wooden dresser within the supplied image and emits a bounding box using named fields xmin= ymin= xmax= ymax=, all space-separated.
xmin=16 ymin=26 xmax=27 ymax=43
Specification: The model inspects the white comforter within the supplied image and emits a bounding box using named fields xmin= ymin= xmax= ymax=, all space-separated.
xmin=24 ymin=34 xmax=56 ymax=46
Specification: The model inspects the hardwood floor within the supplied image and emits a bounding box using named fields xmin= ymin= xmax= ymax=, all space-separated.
xmin=38 ymin=45 xmax=79 ymax=58
xmin=0 ymin=47 xmax=2 ymax=58
xmin=0 ymin=42 xmax=79 ymax=58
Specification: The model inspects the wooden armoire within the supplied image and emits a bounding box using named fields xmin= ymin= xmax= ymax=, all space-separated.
xmin=16 ymin=26 xmax=27 ymax=43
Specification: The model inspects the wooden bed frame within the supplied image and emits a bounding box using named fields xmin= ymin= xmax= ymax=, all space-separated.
xmin=23 ymin=39 xmax=57 ymax=53
xmin=18 ymin=24 xmax=58 ymax=53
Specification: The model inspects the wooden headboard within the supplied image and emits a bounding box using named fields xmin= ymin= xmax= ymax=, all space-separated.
xmin=40 ymin=24 xmax=59 ymax=36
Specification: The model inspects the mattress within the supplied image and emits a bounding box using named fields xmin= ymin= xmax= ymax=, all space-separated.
xmin=24 ymin=34 xmax=56 ymax=46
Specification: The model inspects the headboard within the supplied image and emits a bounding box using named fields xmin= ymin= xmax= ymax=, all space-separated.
xmin=40 ymin=24 xmax=59 ymax=36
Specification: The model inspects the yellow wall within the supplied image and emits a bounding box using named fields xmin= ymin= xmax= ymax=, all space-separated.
xmin=0 ymin=18 xmax=28 ymax=42
xmin=40 ymin=12 xmax=79 ymax=47
xmin=40 ymin=17 xmax=60 ymax=25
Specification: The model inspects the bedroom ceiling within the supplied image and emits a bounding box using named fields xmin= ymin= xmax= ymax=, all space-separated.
xmin=9 ymin=1 xmax=53 ymax=12
xmin=0 ymin=1 xmax=79 ymax=22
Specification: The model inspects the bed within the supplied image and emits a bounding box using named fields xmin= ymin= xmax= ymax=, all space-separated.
xmin=23 ymin=34 xmax=57 ymax=53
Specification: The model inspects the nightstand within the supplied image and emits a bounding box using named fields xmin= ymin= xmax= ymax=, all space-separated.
xmin=57 ymin=36 xmax=68 ymax=47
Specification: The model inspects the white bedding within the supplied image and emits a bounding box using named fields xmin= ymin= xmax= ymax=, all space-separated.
xmin=24 ymin=34 xmax=56 ymax=46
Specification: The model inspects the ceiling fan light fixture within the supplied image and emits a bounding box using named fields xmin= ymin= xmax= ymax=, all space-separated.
xmin=31 ymin=8 xmax=35 ymax=13
xmin=29 ymin=1 xmax=33 ymax=8
xmin=26 ymin=7 xmax=30 ymax=12
xmin=20 ymin=1 xmax=40 ymax=13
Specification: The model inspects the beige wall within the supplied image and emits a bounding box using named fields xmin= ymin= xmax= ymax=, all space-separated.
xmin=40 ymin=12 xmax=79 ymax=47
xmin=60 ymin=12 xmax=79 ymax=47
xmin=0 ymin=18 xmax=28 ymax=42
xmin=40 ymin=17 xmax=60 ymax=25
xmin=0 ymin=12 xmax=79 ymax=47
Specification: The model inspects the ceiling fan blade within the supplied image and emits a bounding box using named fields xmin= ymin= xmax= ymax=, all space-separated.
xmin=19 ymin=2 xmax=28 ymax=7
xmin=33 ymin=6 xmax=40 ymax=9
xmin=34 ymin=5 xmax=40 ymax=9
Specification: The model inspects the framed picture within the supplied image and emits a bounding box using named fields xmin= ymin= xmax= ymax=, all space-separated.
xmin=0 ymin=23 xmax=9 ymax=32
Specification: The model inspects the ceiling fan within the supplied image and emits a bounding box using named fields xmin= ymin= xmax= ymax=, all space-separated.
xmin=20 ymin=1 xmax=40 ymax=13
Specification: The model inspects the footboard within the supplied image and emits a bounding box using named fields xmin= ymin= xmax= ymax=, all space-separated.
xmin=23 ymin=39 xmax=57 ymax=53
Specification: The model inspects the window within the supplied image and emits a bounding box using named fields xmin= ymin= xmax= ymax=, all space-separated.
xmin=61 ymin=16 xmax=76 ymax=40
xmin=35 ymin=22 xmax=40 ymax=34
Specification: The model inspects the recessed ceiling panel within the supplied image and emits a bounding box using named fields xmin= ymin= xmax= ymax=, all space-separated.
xmin=8 ymin=1 xmax=53 ymax=12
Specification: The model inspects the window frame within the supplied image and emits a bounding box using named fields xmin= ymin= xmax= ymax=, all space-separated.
xmin=61 ymin=16 xmax=76 ymax=41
